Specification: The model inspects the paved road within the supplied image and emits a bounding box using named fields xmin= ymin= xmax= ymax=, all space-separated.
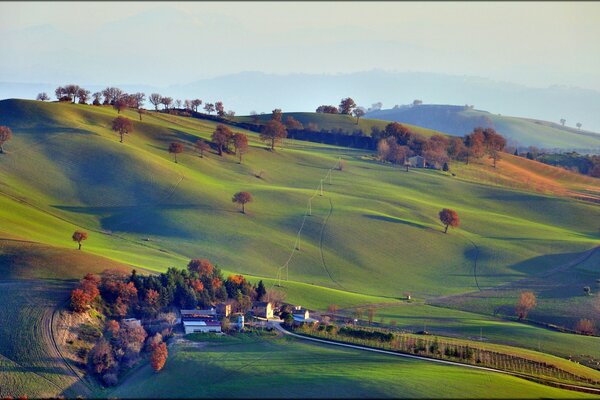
xmin=271 ymin=322 xmax=600 ymax=395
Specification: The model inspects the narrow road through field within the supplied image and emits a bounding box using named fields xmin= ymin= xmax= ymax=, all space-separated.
xmin=272 ymin=322 xmax=600 ymax=395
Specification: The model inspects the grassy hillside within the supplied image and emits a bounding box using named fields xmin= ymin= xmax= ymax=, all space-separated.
xmin=235 ymin=111 xmax=444 ymax=138
xmin=103 ymin=335 xmax=595 ymax=399
xmin=0 ymin=99 xmax=598 ymax=300
xmin=366 ymin=105 xmax=600 ymax=150
xmin=1 ymin=99 xmax=600 ymax=396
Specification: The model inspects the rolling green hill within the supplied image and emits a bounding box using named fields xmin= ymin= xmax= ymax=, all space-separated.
xmin=0 ymin=99 xmax=598 ymax=302
xmin=1 ymin=99 xmax=600 ymax=396
xmin=234 ymin=111 xmax=445 ymax=138
xmin=366 ymin=104 xmax=600 ymax=150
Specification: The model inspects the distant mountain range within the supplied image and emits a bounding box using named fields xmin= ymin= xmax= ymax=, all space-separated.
xmin=2 ymin=70 xmax=600 ymax=134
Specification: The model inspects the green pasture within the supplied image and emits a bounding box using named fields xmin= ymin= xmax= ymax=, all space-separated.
xmin=0 ymin=99 xmax=597 ymax=301
xmin=103 ymin=335 xmax=595 ymax=399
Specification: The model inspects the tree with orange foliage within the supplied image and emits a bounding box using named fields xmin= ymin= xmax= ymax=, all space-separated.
xmin=211 ymin=277 xmax=223 ymax=290
xmin=515 ymin=291 xmax=537 ymax=320
xmin=150 ymin=342 xmax=168 ymax=372
xmin=438 ymin=209 xmax=460 ymax=234
xmin=232 ymin=191 xmax=253 ymax=214
xmin=575 ymin=319 xmax=595 ymax=335
xmin=464 ymin=128 xmax=485 ymax=164
xmin=168 ymin=142 xmax=184 ymax=163
xmin=190 ymin=278 xmax=204 ymax=292
xmin=111 ymin=116 xmax=134 ymax=143
xmin=145 ymin=289 xmax=160 ymax=307
xmin=72 ymin=230 xmax=88 ymax=250
xmin=187 ymin=258 xmax=214 ymax=277
xmin=0 ymin=126 xmax=13 ymax=154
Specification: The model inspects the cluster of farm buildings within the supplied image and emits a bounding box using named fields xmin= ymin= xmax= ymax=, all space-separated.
xmin=179 ymin=301 xmax=318 ymax=334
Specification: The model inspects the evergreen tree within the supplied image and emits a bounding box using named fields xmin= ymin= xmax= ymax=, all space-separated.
xmin=256 ymin=280 xmax=267 ymax=301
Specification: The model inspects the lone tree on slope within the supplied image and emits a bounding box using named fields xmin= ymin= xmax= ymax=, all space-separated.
xmin=112 ymin=116 xmax=134 ymax=143
xmin=353 ymin=108 xmax=365 ymax=124
xmin=232 ymin=191 xmax=253 ymax=214
xmin=195 ymin=138 xmax=209 ymax=158
xmin=169 ymin=142 xmax=184 ymax=163
xmin=0 ymin=126 xmax=13 ymax=154
xmin=515 ymin=291 xmax=536 ymax=320
xmin=438 ymin=208 xmax=460 ymax=233
xmin=72 ymin=230 xmax=89 ymax=250
xmin=233 ymin=133 xmax=249 ymax=164
xmin=260 ymin=119 xmax=287 ymax=151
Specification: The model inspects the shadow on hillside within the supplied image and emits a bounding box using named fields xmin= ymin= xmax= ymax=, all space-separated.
xmin=363 ymin=214 xmax=429 ymax=230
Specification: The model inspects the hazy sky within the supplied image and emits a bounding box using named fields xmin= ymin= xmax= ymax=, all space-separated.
xmin=1 ymin=1 xmax=599 ymax=89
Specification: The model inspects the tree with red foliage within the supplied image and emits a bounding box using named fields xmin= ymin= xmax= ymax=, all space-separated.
xmin=232 ymin=191 xmax=253 ymax=214
xmin=72 ymin=230 xmax=88 ymax=250
xmin=353 ymin=108 xmax=365 ymax=124
xmin=112 ymin=116 xmax=134 ymax=143
xmin=195 ymin=138 xmax=209 ymax=158
xmin=260 ymin=120 xmax=287 ymax=151
xmin=168 ymin=142 xmax=184 ymax=163
xmin=0 ymin=126 xmax=13 ymax=154
xmin=211 ymin=124 xmax=233 ymax=156
xmin=384 ymin=122 xmax=412 ymax=145
xmin=117 ymin=323 xmax=147 ymax=354
xmin=233 ymin=133 xmax=248 ymax=164
xmin=482 ymin=128 xmax=506 ymax=168
xmin=438 ymin=208 xmax=460 ymax=234
xmin=70 ymin=288 xmax=91 ymax=312
xmin=105 ymin=320 xmax=120 ymax=337
xmin=464 ymin=128 xmax=485 ymax=164
xmin=339 ymin=97 xmax=357 ymax=115
xmin=89 ymin=338 xmax=116 ymax=375
xmin=187 ymin=258 xmax=214 ymax=277
xmin=285 ymin=116 xmax=304 ymax=131
xmin=316 ymin=105 xmax=339 ymax=114
xmin=215 ymin=101 xmax=225 ymax=117
xmin=150 ymin=342 xmax=168 ymax=372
